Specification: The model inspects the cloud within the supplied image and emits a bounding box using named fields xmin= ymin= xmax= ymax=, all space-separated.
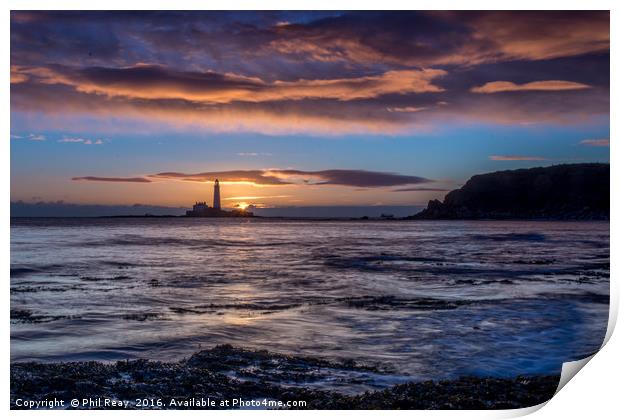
xmin=75 ymin=168 xmax=432 ymax=188
xmin=12 ymin=64 xmax=446 ymax=103
xmin=265 ymin=11 xmax=609 ymax=67
xmin=11 ymin=82 xmax=415 ymax=135
xmin=58 ymin=137 xmax=104 ymax=144
xmin=11 ymin=75 xmax=608 ymax=135
xmin=580 ymin=138 xmax=609 ymax=147
xmin=264 ymin=169 xmax=431 ymax=187
xmin=224 ymin=195 xmax=291 ymax=200
xmin=392 ymin=187 xmax=449 ymax=192
xmin=11 ymin=69 xmax=28 ymax=84
xmin=27 ymin=133 xmax=46 ymax=141
xmin=489 ymin=155 xmax=548 ymax=161
xmin=439 ymin=85 xmax=608 ymax=127
xmin=9 ymin=11 xmax=609 ymax=134
xmin=10 ymin=11 xmax=608 ymax=73
xmin=471 ymin=80 xmax=591 ymax=93
xmin=464 ymin=11 xmax=609 ymax=63
xmin=150 ymin=170 xmax=290 ymax=185
xmin=237 ymin=152 xmax=273 ymax=156
xmin=387 ymin=106 xmax=427 ymax=113
xmin=72 ymin=176 xmax=152 ymax=183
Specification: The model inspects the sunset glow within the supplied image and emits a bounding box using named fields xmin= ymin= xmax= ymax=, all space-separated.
xmin=10 ymin=11 xmax=609 ymax=215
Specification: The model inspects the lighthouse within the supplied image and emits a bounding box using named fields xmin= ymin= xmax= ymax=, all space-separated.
xmin=186 ymin=178 xmax=252 ymax=217
xmin=213 ymin=179 xmax=221 ymax=210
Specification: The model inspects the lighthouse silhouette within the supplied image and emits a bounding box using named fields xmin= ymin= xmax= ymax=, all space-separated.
xmin=213 ymin=179 xmax=221 ymax=210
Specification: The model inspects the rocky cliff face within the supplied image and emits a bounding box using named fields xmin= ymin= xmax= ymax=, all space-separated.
xmin=412 ymin=163 xmax=609 ymax=220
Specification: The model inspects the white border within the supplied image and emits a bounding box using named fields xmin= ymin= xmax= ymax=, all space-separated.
xmin=3 ymin=1 xmax=616 ymax=419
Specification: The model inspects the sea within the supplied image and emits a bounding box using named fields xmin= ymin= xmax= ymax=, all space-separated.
xmin=10 ymin=218 xmax=609 ymax=392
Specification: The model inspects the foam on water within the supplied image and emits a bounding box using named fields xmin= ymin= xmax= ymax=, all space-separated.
xmin=10 ymin=218 xmax=609 ymax=391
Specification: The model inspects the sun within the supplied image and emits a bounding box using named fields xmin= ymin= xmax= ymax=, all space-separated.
xmin=235 ymin=202 xmax=249 ymax=210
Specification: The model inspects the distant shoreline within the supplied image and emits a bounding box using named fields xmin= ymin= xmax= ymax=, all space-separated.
xmin=10 ymin=215 xmax=611 ymax=222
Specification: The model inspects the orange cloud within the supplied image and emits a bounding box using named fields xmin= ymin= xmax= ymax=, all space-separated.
xmin=471 ymin=80 xmax=591 ymax=94
xmin=11 ymin=80 xmax=608 ymax=136
xmin=11 ymin=81 xmax=432 ymax=135
xmin=267 ymin=12 xmax=609 ymax=67
xmin=269 ymin=37 xmax=387 ymax=64
xmin=12 ymin=64 xmax=446 ymax=103
xmin=10 ymin=66 xmax=29 ymax=84
xmin=467 ymin=11 xmax=609 ymax=63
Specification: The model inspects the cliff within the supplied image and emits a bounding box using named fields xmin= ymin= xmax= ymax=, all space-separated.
xmin=411 ymin=163 xmax=609 ymax=220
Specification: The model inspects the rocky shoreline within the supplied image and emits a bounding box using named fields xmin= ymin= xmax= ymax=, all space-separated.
xmin=11 ymin=345 xmax=559 ymax=410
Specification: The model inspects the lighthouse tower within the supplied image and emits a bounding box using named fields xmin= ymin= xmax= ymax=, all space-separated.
xmin=213 ymin=179 xmax=221 ymax=210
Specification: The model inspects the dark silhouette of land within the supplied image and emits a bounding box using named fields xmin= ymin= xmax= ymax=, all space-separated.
xmin=411 ymin=163 xmax=609 ymax=220
xmin=11 ymin=164 xmax=610 ymax=220
xmin=185 ymin=208 xmax=254 ymax=218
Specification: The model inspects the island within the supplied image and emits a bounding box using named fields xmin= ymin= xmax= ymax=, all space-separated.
xmin=410 ymin=163 xmax=609 ymax=220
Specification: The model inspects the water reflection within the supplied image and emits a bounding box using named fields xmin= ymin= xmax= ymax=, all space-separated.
xmin=10 ymin=218 xmax=609 ymax=390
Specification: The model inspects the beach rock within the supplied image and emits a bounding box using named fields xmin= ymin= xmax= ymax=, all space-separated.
xmin=11 ymin=345 xmax=560 ymax=410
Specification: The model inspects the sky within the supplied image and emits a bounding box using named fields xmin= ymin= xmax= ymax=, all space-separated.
xmin=10 ymin=11 xmax=610 ymax=215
